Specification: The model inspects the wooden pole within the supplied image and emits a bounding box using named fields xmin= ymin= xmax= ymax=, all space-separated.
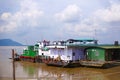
xmin=12 ymin=49 xmax=16 ymax=80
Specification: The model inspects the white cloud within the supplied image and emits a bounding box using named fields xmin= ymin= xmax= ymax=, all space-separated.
xmin=0 ymin=0 xmax=44 ymax=33
xmin=0 ymin=0 xmax=120 ymax=44
xmin=94 ymin=3 xmax=120 ymax=22
xmin=64 ymin=23 xmax=94 ymax=36
xmin=63 ymin=20 xmax=107 ymax=38
xmin=62 ymin=3 xmax=120 ymax=38
xmin=54 ymin=4 xmax=109 ymax=38
xmin=1 ymin=12 xmax=11 ymax=21
xmin=54 ymin=3 xmax=111 ymax=38
xmin=55 ymin=4 xmax=81 ymax=22
xmin=0 ymin=12 xmax=17 ymax=33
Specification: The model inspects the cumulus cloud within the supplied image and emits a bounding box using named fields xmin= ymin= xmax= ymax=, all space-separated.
xmin=58 ymin=3 xmax=120 ymax=39
xmin=64 ymin=23 xmax=94 ymax=37
xmin=62 ymin=19 xmax=107 ymax=38
xmin=1 ymin=12 xmax=11 ymax=21
xmin=91 ymin=2 xmax=120 ymax=40
xmin=55 ymin=4 xmax=113 ymax=38
xmin=94 ymin=3 xmax=120 ymax=22
xmin=0 ymin=0 xmax=44 ymax=33
xmin=0 ymin=12 xmax=18 ymax=33
xmin=55 ymin=4 xmax=81 ymax=22
xmin=1 ymin=0 xmax=120 ymax=44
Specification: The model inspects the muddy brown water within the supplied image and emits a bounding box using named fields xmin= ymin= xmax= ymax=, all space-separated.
xmin=0 ymin=46 xmax=120 ymax=80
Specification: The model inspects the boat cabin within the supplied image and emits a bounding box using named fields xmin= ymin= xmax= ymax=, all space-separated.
xmin=37 ymin=40 xmax=50 ymax=56
xmin=46 ymin=39 xmax=98 ymax=62
xmin=66 ymin=39 xmax=98 ymax=61
xmin=85 ymin=45 xmax=120 ymax=61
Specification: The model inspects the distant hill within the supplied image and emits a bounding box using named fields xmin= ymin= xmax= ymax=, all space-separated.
xmin=0 ymin=39 xmax=23 ymax=46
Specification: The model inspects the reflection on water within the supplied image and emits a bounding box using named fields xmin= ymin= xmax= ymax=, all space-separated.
xmin=0 ymin=46 xmax=120 ymax=80
xmin=15 ymin=62 xmax=109 ymax=80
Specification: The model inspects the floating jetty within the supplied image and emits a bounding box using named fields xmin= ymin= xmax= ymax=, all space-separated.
xmin=19 ymin=39 xmax=120 ymax=68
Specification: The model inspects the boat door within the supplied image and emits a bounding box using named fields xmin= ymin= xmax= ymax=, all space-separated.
xmin=72 ymin=52 xmax=76 ymax=61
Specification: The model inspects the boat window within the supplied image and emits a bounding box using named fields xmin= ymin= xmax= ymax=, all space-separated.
xmin=95 ymin=51 xmax=99 ymax=56
xmin=72 ymin=52 xmax=75 ymax=56
xmin=42 ymin=53 xmax=44 ymax=55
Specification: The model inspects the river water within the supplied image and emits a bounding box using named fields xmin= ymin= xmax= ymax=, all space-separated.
xmin=0 ymin=46 xmax=120 ymax=80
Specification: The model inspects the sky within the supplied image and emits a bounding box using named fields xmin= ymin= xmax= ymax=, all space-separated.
xmin=0 ymin=0 xmax=120 ymax=45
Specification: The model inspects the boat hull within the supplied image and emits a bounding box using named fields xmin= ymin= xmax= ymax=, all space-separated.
xmin=45 ymin=60 xmax=81 ymax=68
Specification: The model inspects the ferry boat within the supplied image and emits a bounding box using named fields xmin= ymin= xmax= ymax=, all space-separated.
xmin=42 ymin=39 xmax=97 ymax=67
xmin=19 ymin=45 xmax=39 ymax=62
xmin=19 ymin=40 xmax=50 ymax=63
xmin=19 ymin=39 xmax=120 ymax=68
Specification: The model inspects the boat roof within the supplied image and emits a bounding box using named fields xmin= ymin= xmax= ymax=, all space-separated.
xmin=67 ymin=44 xmax=97 ymax=48
xmin=67 ymin=44 xmax=120 ymax=49
xmin=98 ymin=45 xmax=120 ymax=49
xmin=46 ymin=45 xmax=66 ymax=49
xmin=67 ymin=38 xmax=97 ymax=42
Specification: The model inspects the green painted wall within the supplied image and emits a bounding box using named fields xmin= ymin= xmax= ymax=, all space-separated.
xmin=22 ymin=50 xmax=37 ymax=58
xmin=86 ymin=48 xmax=105 ymax=61
xmin=22 ymin=46 xmax=37 ymax=58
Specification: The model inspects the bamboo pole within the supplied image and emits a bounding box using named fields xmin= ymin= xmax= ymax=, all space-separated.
xmin=12 ymin=49 xmax=16 ymax=80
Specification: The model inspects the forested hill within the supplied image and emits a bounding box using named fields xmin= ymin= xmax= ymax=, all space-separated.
xmin=0 ymin=39 xmax=23 ymax=46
